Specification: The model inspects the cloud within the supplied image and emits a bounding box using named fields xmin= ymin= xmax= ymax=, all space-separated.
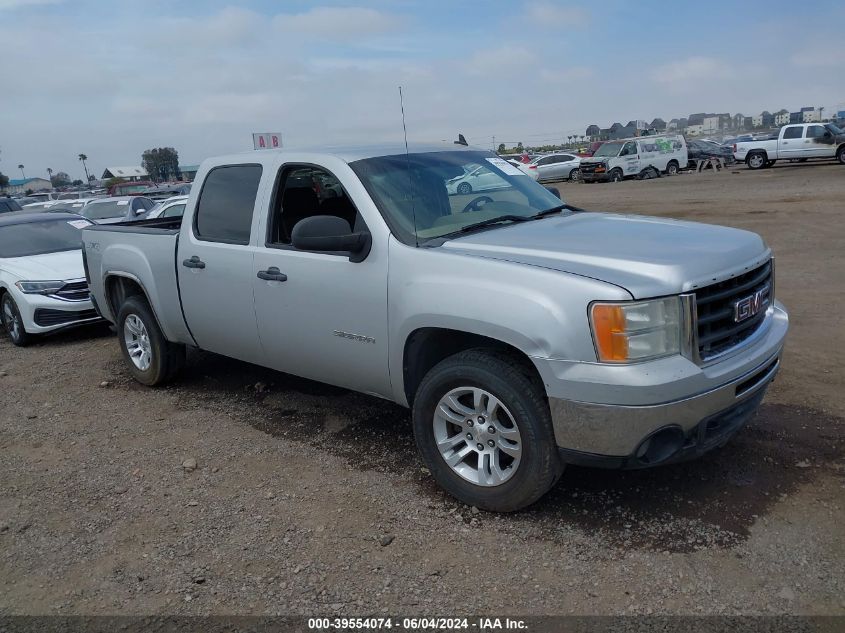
xmin=462 ymin=46 xmax=537 ymax=76
xmin=158 ymin=7 xmax=263 ymax=48
xmin=0 ymin=0 xmax=61 ymax=8
xmin=651 ymin=56 xmax=736 ymax=84
xmin=523 ymin=2 xmax=589 ymax=28
xmin=790 ymin=45 xmax=839 ymax=68
xmin=273 ymin=6 xmax=405 ymax=39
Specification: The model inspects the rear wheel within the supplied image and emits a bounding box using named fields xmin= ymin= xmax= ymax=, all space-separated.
xmin=457 ymin=182 xmax=472 ymax=195
xmin=568 ymin=168 xmax=581 ymax=182
xmin=1 ymin=293 xmax=31 ymax=347
xmin=117 ymin=296 xmax=184 ymax=386
xmin=747 ymin=152 xmax=767 ymax=170
xmin=412 ymin=349 xmax=563 ymax=512
xmin=665 ymin=161 xmax=679 ymax=176
xmin=609 ymin=168 xmax=624 ymax=182
xmin=837 ymin=147 xmax=845 ymax=165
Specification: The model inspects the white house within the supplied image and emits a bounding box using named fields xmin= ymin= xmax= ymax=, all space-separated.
xmin=101 ymin=166 xmax=148 ymax=181
xmin=751 ymin=114 xmax=763 ymax=127
xmin=802 ymin=109 xmax=822 ymax=122
xmin=702 ymin=116 xmax=720 ymax=134
xmin=775 ymin=112 xmax=790 ymax=125
xmin=686 ymin=124 xmax=704 ymax=136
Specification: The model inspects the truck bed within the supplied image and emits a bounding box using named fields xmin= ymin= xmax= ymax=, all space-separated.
xmin=82 ymin=218 xmax=194 ymax=345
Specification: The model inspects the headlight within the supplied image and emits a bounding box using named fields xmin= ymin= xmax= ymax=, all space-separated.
xmin=589 ymin=297 xmax=680 ymax=363
xmin=14 ymin=280 xmax=65 ymax=294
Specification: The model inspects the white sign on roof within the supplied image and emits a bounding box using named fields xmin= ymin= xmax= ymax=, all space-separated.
xmin=253 ymin=133 xmax=282 ymax=150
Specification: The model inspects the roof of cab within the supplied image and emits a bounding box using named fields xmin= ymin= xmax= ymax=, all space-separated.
xmin=204 ymin=141 xmax=483 ymax=167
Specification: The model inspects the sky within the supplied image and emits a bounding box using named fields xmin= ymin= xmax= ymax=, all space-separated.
xmin=1 ymin=0 xmax=843 ymax=182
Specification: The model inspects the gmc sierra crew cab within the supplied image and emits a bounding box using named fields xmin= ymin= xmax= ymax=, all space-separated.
xmin=733 ymin=122 xmax=845 ymax=168
xmin=82 ymin=143 xmax=789 ymax=511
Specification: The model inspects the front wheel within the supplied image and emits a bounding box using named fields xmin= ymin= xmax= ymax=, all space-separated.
xmin=457 ymin=182 xmax=472 ymax=195
xmin=117 ymin=296 xmax=185 ymax=386
xmin=609 ymin=168 xmax=624 ymax=182
xmin=412 ymin=350 xmax=563 ymax=512
xmin=1 ymin=293 xmax=31 ymax=347
xmin=665 ymin=161 xmax=679 ymax=176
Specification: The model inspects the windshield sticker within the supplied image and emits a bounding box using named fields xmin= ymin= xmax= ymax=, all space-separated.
xmin=486 ymin=157 xmax=527 ymax=177
xmin=117 ymin=200 xmax=129 ymax=205
xmin=67 ymin=220 xmax=91 ymax=229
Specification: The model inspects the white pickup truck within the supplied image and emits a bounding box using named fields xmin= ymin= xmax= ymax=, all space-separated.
xmin=733 ymin=122 xmax=845 ymax=169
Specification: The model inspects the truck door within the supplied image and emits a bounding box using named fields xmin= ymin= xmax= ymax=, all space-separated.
xmin=177 ymin=164 xmax=266 ymax=364
xmin=620 ymin=141 xmax=640 ymax=174
xmin=804 ymin=125 xmax=836 ymax=158
xmin=251 ymin=163 xmax=391 ymax=398
xmin=778 ymin=126 xmax=804 ymax=160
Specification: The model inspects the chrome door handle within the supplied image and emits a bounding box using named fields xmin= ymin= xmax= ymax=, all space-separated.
xmin=257 ymin=267 xmax=287 ymax=282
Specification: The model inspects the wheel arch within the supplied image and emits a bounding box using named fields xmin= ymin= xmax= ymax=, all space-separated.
xmin=401 ymin=327 xmax=544 ymax=408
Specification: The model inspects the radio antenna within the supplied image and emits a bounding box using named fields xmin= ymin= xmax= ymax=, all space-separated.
xmin=399 ymin=86 xmax=419 ymax=247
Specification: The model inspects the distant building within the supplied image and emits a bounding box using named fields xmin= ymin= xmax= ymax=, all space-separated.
xmin=732 ymin=113 xmax=745 ymax=129
xmin=789 ymin=112 xmax=802 ymax=124
xmin=609 ymin=122 xmax=624 ymax=133
xmin=752 ymin=114 xmax=763 ymax=127
xmin=774 ymin=111 xmax=790 ymax=126
xmin=585 ymin=124 xmax=601 ymax=138
xmin=667 ymin=118 xmax=680 ymax=130
xmin=702 ymin=116 xmax=720 ymax=134
xmin=743 ymin=116 xmax=753 ymax=129
xmin=802 ymin=108 xmax=822 ymax=122
xmin=101 ymin=166 xmax=148 ymax=181
xmin=179 ymin=164 xmax=200 ymax=182
xmin=686 ymin=124 xmax=704 ymax=136
xmin=4 ymin=178 xmax=53 ymax=195
xmin=650 ymin=118 xmax=666 ymax=130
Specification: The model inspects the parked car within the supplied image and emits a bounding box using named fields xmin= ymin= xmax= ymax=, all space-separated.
xmin=107 ymin=180 xmax=156 ymax=196
xmin=82 ymin=143 xmax=788 ymax=512
xmin=525 ymin=153 xmax=581 ymax=182
xmin=686 ymin=139 xmax=735 ymax=167
xmin=26 ymin=192 xmax=59 ymax=203
xmin=146 ymin=195 xmax=189 ymax=220
xmin=446 ymin=162 xmax=512 ymax=194
xmin=580 ymin=135 xmax=688 ymax=182
xmin=0 ymin=212 xmax=101 ymax=346
xmin=733 ymin=123 xmax=845 ymax=168
xmin=80 ymin=196 xmax=155 ymax=224
xmin=0 ymin=198 xmax=23 ymax=214
xmin=141 ymin=183 xmax=192 ymax=200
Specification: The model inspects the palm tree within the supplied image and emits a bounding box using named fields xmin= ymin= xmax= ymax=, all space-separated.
xmin=78 ymin=154 xmax=90 ymax=183
xmin=47 ymin=168 xmax=53 ymax=184
xmin=17 ymin=164 xmax=25 ymax=179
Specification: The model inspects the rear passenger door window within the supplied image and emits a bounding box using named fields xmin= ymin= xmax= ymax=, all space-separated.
xmin=267 ymin=165 xmax=363 ymax=247
xmin=194 ymin=165 xmax=263 ymax=244
xmin=782 ymin=126 xmax=803 ymax=140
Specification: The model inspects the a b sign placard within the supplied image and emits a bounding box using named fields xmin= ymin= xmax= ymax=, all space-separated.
xmin=253 ymin=133 xmax=282 ymax=150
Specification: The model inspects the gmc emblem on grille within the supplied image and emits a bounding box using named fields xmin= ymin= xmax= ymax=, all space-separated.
xmin=733 ymin=284 xmax=770 ymax=323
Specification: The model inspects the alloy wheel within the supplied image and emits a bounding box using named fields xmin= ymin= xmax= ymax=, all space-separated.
xmin=3 ymin=298 xmax=21 ymax=342
xmin=124 ymin=314 xmax=152 ymax=371
xmin=433 ymin=386 xmax=522 ymax=487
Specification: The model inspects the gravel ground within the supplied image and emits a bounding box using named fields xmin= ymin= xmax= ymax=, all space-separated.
xmin=0 ymin=161 xmax=843 ymax=616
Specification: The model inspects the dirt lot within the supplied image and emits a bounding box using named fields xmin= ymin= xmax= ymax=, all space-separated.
xmin=1 ymin=162 xmax=843 ymax=617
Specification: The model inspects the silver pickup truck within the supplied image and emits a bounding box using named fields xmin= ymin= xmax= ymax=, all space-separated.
xmin=82 ymin=143 xmax=788 ymax=511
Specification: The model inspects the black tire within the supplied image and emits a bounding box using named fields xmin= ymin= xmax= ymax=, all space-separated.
xmin=1 ymin=293 xmax=32 ymax=347
xmin=746 ymin=152 xmax=767 ymax=170
xmin=568 ymin=168 xmax=581 ymax=182
xmin=837 ymin=147 xmax=845 ymax=165
xmin=116 ymin=296 xmax=185 ymax=386
xmin=457 ymin=182 xmax=472 ymax=195
xmin=609 ymin=168 xmax=624 ymax=182
xmin=797 ymin=158 xmax=808 ymax=163
xmin=665 ymin=161 xmax=679 ymax=176
xmin=412 ymin=349 xmax=563 ymax=512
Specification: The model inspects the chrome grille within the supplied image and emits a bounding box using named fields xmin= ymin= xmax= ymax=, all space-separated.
xmin=695 ymin=261 xmax=772 ymax=361
xmin=51 ymin=280 xmax=90 ymax=302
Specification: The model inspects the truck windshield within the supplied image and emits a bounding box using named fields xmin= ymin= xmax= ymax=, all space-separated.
xmin=0 ymin=218 xmax=90 ymax=258
xmin=350 ymin=150 xmax=564 ymax=244
xmin=592 ymin=142 xmax=623 ymax=157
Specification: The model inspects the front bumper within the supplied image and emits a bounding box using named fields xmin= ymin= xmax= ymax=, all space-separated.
xmin=580 ymin=171 xmax=610 ymax=182
xmin=537 ymin=301 xmax=788 ymax=467
xmin=10 ymin=287 xmax=103 ymax=334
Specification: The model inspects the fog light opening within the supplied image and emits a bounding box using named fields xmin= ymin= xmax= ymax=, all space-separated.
xmin=634 ymin=427 xmax=685 ymax=465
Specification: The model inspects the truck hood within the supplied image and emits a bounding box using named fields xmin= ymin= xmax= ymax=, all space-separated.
xmin=442 ymin=212 xmax=769 ymax=299
xmin=1 ymin=249 xmax=85 ymax=281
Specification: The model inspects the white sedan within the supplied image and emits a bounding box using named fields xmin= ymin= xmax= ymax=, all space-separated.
xmin=446 ymin=163 xmax=513 ymax=195
xmin=0 ymin=212 xmax=102 ymax=346
xmin=145 ymin=195 xmax=189 ymax=220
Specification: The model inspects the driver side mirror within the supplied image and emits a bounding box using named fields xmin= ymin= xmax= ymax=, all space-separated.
xmin=291 ymin=215 xmax=371 ymax=263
